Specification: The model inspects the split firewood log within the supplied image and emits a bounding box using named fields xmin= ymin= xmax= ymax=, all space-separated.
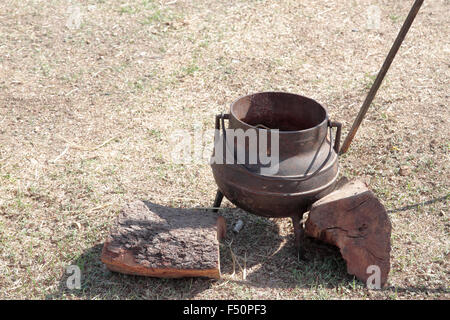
xmin=101 ymin=200 xmax=226 ymax=279
xmin=304 ymin=179 xmax=391 ymax=287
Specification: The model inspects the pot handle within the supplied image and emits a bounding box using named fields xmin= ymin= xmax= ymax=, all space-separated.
xmin=215 ymin=113 xmax=229 ymax=130
xmin=329 ymin=120 xmax=342 ymax=153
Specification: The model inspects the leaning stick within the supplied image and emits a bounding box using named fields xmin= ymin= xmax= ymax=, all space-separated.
xmin=339 ymin=0 xmax=424 ymax=154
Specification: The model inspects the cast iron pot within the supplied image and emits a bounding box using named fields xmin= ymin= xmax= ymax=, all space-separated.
xmin=210 ymin=92 xmax=341 ymax=219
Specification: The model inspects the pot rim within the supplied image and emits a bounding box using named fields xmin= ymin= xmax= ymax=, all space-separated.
xmin=229 ymin=91 xmax=330 ymax=134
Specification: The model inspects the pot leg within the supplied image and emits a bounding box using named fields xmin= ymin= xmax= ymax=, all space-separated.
xmin=212 ymin=190 xmax=224 ymax=213
xmin=291 ymin=214 xmax=305 ymax=259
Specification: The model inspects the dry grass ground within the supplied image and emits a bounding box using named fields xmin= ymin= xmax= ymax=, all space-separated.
xmin=0 ymin=0 xmax=448 ymax=299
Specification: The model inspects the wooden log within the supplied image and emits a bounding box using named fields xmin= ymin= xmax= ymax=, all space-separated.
xmin=304 ymin=180 xmax=391 ymax=287
xmin=101 ymin=200 xmax=226 ymax=279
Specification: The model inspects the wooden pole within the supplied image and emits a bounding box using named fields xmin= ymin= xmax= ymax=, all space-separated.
xmin=339 ymin=0 xmax=424 ymax=155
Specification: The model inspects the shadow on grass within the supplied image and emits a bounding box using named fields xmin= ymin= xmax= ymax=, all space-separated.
xmin=218 ymin=210 xmax=449 ymax=297
xmin=46 ymin=204 xmax=447 ymax=299
xmin=46 ymin=207 xmax=355 ymax=299
xmin=211 ymin=208 xmax=357 ymax=291
xmin=387 ymin=194 xmax=448 ymax=213
xmin=46 ymin=243 xmax=217 ymax=299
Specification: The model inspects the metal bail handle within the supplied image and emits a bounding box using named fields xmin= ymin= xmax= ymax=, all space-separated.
xmin=294 ymin=119 xmax=339 ymax=182
xmin=214 ymin=113 xmax=341 ymax=181
xmin=329 ymin=120 xmax=342 ymax=153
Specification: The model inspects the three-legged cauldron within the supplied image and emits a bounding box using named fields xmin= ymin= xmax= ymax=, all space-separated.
xmin=210 ymin=92 xmax=342 ymax=252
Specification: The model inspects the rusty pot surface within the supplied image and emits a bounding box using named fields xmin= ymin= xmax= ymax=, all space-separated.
xmin=211 ymin=92 xmax=341 ymax=218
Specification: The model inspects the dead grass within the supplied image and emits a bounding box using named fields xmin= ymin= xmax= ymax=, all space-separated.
xmin=0 ymin=0 xmax=448 ymax=299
